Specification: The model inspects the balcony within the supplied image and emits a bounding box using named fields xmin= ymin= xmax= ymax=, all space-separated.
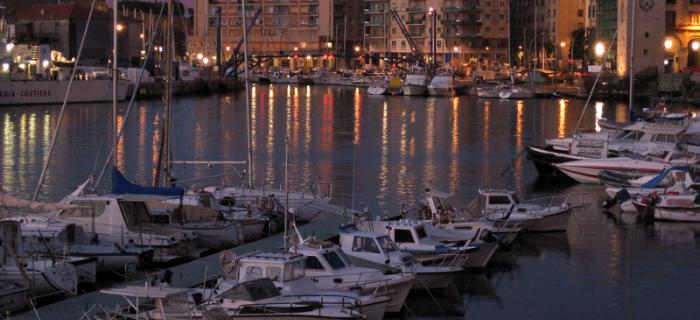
xmin=406 ymin=6 xmax=426 ymax=12
xmin=364 ymin=7 xmax=386 ymax=14
xmin=406 ymin=19 xmax=425 ymax=25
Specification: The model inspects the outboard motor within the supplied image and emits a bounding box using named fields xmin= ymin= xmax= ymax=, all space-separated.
xmin=601 ymin=188 xmax=631 ymax=208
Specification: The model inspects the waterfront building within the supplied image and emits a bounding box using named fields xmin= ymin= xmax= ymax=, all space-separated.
xmin=616 ymin=0 xmax=665 ymax=76
xmin=510 ymin=0 xmax=586 ymax=70
xmin=585 ymin=0 xmax=616 ymax=67
xmin=364 ymin=0 xmax=509 ymax=74
xmin=663 ymin=1 xmax=700 ymax=73
xmin=11 ymin=3 xmax=141 ymax=67
xmin=189 ymin=0 xmax=342 ymax=70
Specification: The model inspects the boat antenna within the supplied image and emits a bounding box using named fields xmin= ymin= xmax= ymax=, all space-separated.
xmin=154 ymin=0 xmax=174 ymax=187
xmin=32 ymin=0 xmax=98 ymax=200
xmin=284 ymin=134 xmax=290 ymax=251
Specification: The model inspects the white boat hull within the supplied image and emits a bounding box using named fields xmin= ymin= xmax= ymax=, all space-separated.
xmin=427 ymin=86 xmax=455 ymax=96
xmin=0 ymin=79 xmax=129 ymax=105
xmin=555 ymin=160 xmax=667 ymax=184
xmin=463 ymin=242 xmax=498 ymax=269
xmin=368 ymin=86 xmax=387 ymax=95
xmin=401 ymin=84 xmax=427 ymax=96
xmin=1 ymin=263 xmax=78 ymax=297
xmin=527 ymin=210 xmax=572 ymax=232
xmin=654 ymin=207 xmax=700 ymax=222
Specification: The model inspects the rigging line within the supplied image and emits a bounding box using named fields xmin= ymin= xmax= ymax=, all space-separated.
xmin=574 ymin=28 xmax=619 ymax=131
xmin=93 ymin=1 xmax=167 ymax=190
xmin=32 ymin=0 xmax=98 ymax=201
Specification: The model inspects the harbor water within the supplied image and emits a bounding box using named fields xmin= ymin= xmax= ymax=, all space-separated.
xmin=1 ymin=85 xmax=699 ymax=318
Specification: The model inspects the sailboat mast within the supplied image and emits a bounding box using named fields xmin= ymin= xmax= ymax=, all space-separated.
xmin=284 ymin=136 xmax=289 ymax=251
xmin=242 ymin=0 xmax=253 ymax=188
xmin=628 ymin=0 xmax=636 ymax=120
xmin=163 ymin=0 xmax=173 ymax=186
xmin=112 ymin=0 xmax=118 ymax=168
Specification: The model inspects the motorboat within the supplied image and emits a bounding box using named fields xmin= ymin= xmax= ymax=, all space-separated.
xmin=7 ymin=215 xmax=154 ymax=272
xmin=474 ymin=189 xmax=576 ymax=232
xmin=355 ymin=219 xmax=471 ymax=268
xmin=147 ymin=201 xmax=242 ymax=250
xmin=217 ymin=251 xmax=390 ymax=320
xmin=293 ymin=233 xmax=415 ymax=313
xmin=165 ymin=191 xmax=267 ymax=243
xmin=367 ymin=84 xmax=387 ymax=95
xmin=555 ymin=151 xmax=697 ymax=184
xmin=527 ymin=133 xmax=611 ymax=177
xmin=203 ymin=184 xmax=333 ymax=223
xmin=52 ymin=192 xmax=201 ymax=264
xmin=338 ymin=225 xmax=461 ymax=291
xmin=207 ymin=278 xmax=365 ymax=319
xmin=419 ymin=189 xmax=521 ymax=248
xmin=427 ymin=73 xmax=456 ymax=96
xmin=602 ymin=167 xmax=698 ymax=213
xmin=401 ymin=72 xmax=428 ymax=96
xmin=0 ymin=221 xmax=78 ymax=298
xmin=498 ymin=84 xmax=534 ymax=99
xmin=475 ymin=83 xmax=500 ymax=98
xmin=652 ymin=194 xmax=700 ymax=222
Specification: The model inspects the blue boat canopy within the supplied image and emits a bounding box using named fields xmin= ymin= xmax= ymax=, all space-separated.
xmin=112 ymin=168 xmax=184 ymax=197
xmin=640 ymin=166 xmax=688 ymax=189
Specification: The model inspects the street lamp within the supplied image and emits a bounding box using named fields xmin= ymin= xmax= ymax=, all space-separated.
xmin=5 ymin=42 xmax=14 ymax=52
xmin=354 ymin=46 xmax=360 ymax=52
xmin=116 ymin=23 xmax=124 ymax=32
xmin=594 ymin=42 xmax=605 ymax=58
xmin=692 ymin=41 xmax=700 ymax=51
xmin=664 ymin=38 xmax=673 ymax=50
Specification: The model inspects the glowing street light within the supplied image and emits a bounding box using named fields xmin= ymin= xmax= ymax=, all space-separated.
xmin=139 ymin=33 xmax=145 ymax=39
xmin=202 ymin=57 xmax=210 ymax=65
xmin=116 ymin=23 xmax=124 ymax=32
xmin=294 ymin=46 xmax=299 ymax=51
xmin=1 ymin=63 xmax=9 ymax=72
xmin=354 ymin=46 xmax=361 ymax=52
xmin=560 ymin=41 xmax=566 ymax=48
xmin=225 ymin=46 xmax=231 ymax=52
xmin=5 ymin=42 xmax=14 ymax=52
xmin=453 ymin=46 xmax=459 ymax=52
xmin=42 ymin=60 xmax=50 ymax=68
xmin=664 ymin=38 xmax=673 ymax=50
xmin=594 ymin=42 xmax=605 ymax=57
xmin=692 ymin=41 xmax=700 ymax=51
xmin=196 ymin=53 xmax=204 ymax=60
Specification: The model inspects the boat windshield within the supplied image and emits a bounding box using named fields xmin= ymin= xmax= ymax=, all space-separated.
xmin=119 ymin=201 xmax=153 ymax=227
xmin=615 ymin=130 xmax=642 ymax=141
xmin=415 ymin=226 xmax=427 ymax=239
xmin=376 ymin=236 xmax=397 ymax=253
xmin=334 ymin=248 xmax=353 ymax=266
xmin=220 ymin=279 xmax=280 ymax=302
xmin=322 ymin=251 xmax=347 ymax=270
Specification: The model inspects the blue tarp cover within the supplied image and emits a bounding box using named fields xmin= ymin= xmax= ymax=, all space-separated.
xmin=111 ymin=168 xmax=184 ymax=197
xmin=640 ymin=166 xmax=688 ymax=189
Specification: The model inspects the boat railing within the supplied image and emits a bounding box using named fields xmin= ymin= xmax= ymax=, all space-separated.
xmin=424 ymin=252 xmax=469 ymax=269
xmin=274 ymin=293 xmax=360 ymax=313
xmin=307 ymin=274 xmax=394 ymax=296
xmin=520 ymin=193 xmax=589 ymax=212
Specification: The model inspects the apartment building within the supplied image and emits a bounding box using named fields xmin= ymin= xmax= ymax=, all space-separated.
xmin=663 ymin=1 xmax=700 ymax=73
xmin=363 ymin=0 xmax=509 ymax=71
xmin=189 ymin=0 xmax=340 ymax=69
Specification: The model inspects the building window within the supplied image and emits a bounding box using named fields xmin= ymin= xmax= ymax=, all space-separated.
xmin=692 ymin=0 xmax=700 ymax=4
xmin=645 ymin=32 xmax=649 ymax=38
xmin=666 ymin=11 xmax=676 ymax=27
xmin=577 ymin=9 xmax=583 ymax=17
xmin=643 ymin=49 xmax=648 ymax=55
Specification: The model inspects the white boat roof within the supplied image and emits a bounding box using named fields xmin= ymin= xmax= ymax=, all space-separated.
xmin=101 ymin=286 xmax=188 ymax=299
xmin=240 ymin=251 xmax=305 ymax=263
xmin=66 ymin=193 xmax=181 ymax=202
xmin=620 ymin=122 xmax=685 ymax=134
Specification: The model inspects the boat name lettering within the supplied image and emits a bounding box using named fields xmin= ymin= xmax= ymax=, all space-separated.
xmin=0 ymin=90 xmax=53 ymax=98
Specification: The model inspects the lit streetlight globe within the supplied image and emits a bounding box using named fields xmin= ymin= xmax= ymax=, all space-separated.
xmin=692 ymin=41 xmax=700 ymax=51
xmin=594 ymin=42 xmax=605 ymax=57
xmin=664 ymin=38 xmax=673 ymax=50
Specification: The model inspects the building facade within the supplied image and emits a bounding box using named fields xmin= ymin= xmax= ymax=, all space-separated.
xmin=364 ymin=0 xmax=509 ymax=71
xmin=664 ymin=1 xmax=700 ymax=73
xmin=616 ymin=0 xmax=665 ymax=76
xmin=189 ymin=0 xmax=346 ymax=69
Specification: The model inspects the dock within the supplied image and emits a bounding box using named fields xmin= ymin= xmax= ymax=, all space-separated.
xmin=15 ymin=216 xmax=342 ymax=320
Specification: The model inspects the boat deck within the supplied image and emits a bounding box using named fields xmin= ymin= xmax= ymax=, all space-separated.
xmin=14 ymin=216 xmax=342 ymax=320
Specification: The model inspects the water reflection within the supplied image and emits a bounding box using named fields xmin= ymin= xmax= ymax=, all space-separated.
xmin=1 ymin=86 xmax=700 ymax=318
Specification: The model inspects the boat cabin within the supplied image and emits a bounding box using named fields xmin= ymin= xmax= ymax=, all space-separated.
xmin=219 ymin=278 xmax=281 ymax=302
xmin=478 ymin=189 xmax=519 ymax=214
xmin=614 ymin=122 xmax=684 ymax=145
xmin=236 ymin=251 xmax=307 ymax=284
xmin=338 ymin=225 xmax=413 ymax=270
xmin=297 ymin=242 xmax=353 ymax=275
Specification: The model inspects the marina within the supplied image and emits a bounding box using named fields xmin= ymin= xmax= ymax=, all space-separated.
xmin=0 ymin=84 xmax=699 ymax=318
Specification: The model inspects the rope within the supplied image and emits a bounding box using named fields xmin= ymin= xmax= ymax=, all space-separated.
xmin=574 ymin=28 xmax=619 ymax=131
